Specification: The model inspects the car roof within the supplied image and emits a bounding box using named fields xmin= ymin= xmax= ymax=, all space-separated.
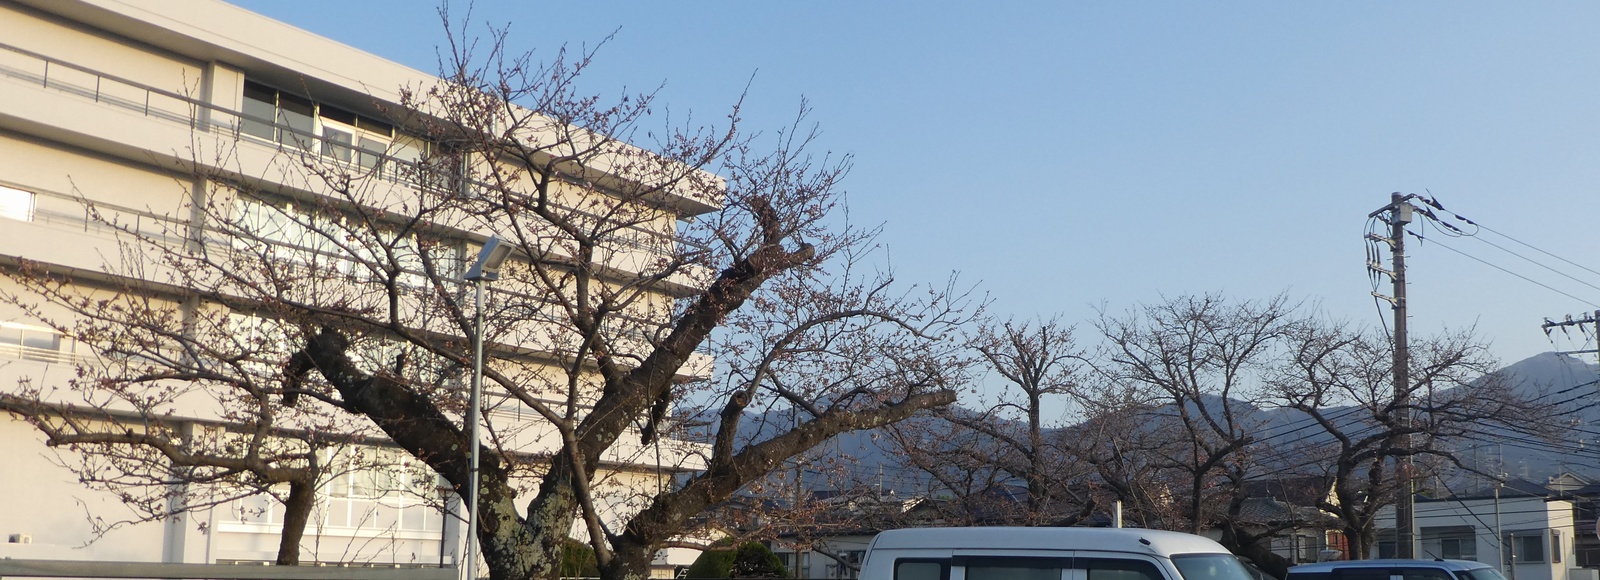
xmin=1289 ymin=560 xmax=1493 ymax=573
xmin=869 ymin=527 xmax=1230 ymax=555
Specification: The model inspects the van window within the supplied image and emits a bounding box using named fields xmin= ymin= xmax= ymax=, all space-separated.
xmin=895 ymin=560 xmax=949 ymax=580
xmin=1084 ymin=558 xmax=1165 ymax=580
xmin=954 ymin=556 xmax=1070 ymax=580
xmin=1170 ymin=554 xmax=1254 ymax=580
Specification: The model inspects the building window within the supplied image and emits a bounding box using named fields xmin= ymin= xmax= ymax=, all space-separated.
xmin=1505 ymin=531 xmax=1546 ymax=564
xmin=1551 ymin=530 xmax=1562 ymax=563
xmin=0 ymin=185 xmax=34 ymax=221
xmin=231 ymin=195 xmax=442 ymax=288
xmin=225 ymin=445 xmax=443 ymax=534
xmin=1424 ymin=526 xmax=1478 ymax=562
xmin=240 ymin=81 xmax=277 ymax=141
xmin=0 ymin=322 xmax=70 ymax=363
xmin=239 ymin=80 xmax=408 ymax=171
xmin=232 ymin=196 xmax=354 ymax=274
xmin=323 ymin=446 xmax=442 ymax=532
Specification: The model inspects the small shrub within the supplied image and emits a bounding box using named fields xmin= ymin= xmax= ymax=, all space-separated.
xmin=560 ymin=537 xmax=599 ymax=577
xmin=684 ymin=545 xmax=736 ymax=578
xmin=730 ymin=542 xmax=788 ymax=579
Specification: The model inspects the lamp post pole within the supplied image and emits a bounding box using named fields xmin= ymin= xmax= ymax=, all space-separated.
xmin=462 ymin=236 xmax=510 ymax=580
xmin=466 ymin=277 xmax=485 ymax=580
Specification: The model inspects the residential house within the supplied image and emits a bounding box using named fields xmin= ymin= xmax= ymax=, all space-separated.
xmin=1377 ymin=479 xmax=1577 ymax=580
xmin=1220 ymin=477 xmax=1345 ymax=565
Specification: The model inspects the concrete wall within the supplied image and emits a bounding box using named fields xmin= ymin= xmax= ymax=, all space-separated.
xmin=0 ymin=415 xmax=169 ymax=561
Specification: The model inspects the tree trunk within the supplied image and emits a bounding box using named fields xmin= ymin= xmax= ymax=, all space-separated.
xmin=1347 ymin=523 xmax=1373 ymax=560
xmin=599 ymin=540 xmax=654 ymax=580
xmin=1218 ymin=523 xmax=1290 ymax=579
xmin=276 ymin=479 xmax=315 ymax=565
xmin=486 ymin=480 xmax=570 ymax=580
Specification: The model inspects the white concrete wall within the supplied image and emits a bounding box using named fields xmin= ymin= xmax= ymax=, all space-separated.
xmin=0 ymin=2 xmax=204 ymax=100
xmin=0 ymin=415 xmax=169 ymax=561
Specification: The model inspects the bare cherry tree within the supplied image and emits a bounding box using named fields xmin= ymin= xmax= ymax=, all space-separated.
xmin=1094 ymin=293 xmax=1297 ymax=566
xmin=1270 ymin=321 xmax=1563 ymax=560
xmin=888 ymin=316 xmax=1094 ymax=526
xmin=2 ymin=21 xmax=977 ymax=580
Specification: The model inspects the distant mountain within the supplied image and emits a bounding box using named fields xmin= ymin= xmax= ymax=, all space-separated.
xmin=720 ymin=352 xmax=1600 ymax=495
xmin=1463 ymin=352 xmax=1599 ymax=479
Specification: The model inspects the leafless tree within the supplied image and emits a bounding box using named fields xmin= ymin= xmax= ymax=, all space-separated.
xmin=1094 ymin=293 xmax=1298 ymax=566
xmin=0 ymin=21 xmax=978 ymax=580
xmin=887 ymin=316 xmax=1095 ymax=526
xmin=1270 ymin=320 xmax=1563 ymax=560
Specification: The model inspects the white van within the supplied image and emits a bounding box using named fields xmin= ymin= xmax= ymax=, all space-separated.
xmin=858 ymin=527 xmax=1257 ymax=580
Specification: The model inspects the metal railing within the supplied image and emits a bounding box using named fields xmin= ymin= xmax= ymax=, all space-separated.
xmin=0 ymin=342 xmax=90 ymax=365
xmin=0 ymin=41 xmax=707 ymax=257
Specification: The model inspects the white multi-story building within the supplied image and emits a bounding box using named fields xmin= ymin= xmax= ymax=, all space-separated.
xmin=0 ymin=0 xmax=716 ymax=574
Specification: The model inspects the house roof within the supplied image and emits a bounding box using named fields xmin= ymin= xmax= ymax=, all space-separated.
xmin=1445 ymin=477 xmax=1554 ymax=500
xmin=1242 ymin=475 xmax=1334 ymax=506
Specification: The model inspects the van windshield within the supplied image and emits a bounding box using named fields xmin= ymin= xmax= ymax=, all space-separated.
xmin=1171 ymin=554 xmax=1256 ymax=580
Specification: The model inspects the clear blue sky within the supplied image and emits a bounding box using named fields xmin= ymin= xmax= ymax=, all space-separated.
xmin=231 ymin=0 xmax=1600 ymax=371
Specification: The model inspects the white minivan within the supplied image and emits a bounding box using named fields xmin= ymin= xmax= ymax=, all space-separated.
xmin=859 ymin=527 xmax=1258 ymax=580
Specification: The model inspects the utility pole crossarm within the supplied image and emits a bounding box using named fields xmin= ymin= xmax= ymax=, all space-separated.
xmin=1539 ymin=309 xmax=1600 ymax=372
xmin=1541 ymin=312 xmax=1600 ymax=331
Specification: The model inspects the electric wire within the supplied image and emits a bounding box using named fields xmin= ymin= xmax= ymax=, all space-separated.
xmin=1416 ymin=194 xmax=1600 ymax=281
xmin=1406 ymin=229 xmax=1600 ymax=309
xmin=1460 ymin=232 xmax=1600 ymax=295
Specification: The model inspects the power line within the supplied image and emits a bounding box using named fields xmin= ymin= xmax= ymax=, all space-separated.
xmin=1464 ymin=233 xmax=1600 ymax=295
xmin=1416 ymin=194 xmax=1600 ymax=281
xmin=1407 ymin=229 xmax=1600 ymax=309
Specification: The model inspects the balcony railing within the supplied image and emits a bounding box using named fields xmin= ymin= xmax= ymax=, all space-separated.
xmin=9 ymin=179 xmax=195 ymax=248
xmin=0 ymin=41 xmax=706 ymax=257
xmin=0 ymin=341 xmax=93 ymax=366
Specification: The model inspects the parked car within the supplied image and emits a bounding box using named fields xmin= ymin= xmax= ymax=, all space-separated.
xmin=858 ymin=527 xmax=1257 ymax=580
xmin=1285 ymin=559 xmax=1507 ymax=580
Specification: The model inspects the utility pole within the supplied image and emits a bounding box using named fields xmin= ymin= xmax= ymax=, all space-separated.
xmin=1368 ymin=192 xmax=1416 ymax=558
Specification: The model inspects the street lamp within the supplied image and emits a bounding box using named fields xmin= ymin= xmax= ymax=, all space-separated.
xmin=462 ymin=235 xmax=510 ymax=580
